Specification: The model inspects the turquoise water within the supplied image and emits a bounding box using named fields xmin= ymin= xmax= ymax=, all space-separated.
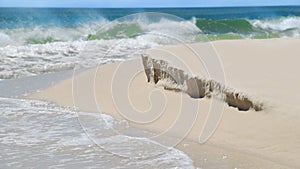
xmin=0 ymin=7 xmax=300 ymax=45
xmin=1 ymin=6 xmax=300 ymax=79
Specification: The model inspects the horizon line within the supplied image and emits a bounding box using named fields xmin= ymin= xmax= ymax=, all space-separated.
xmin=1 ymin=4 xmax=300 ymax=8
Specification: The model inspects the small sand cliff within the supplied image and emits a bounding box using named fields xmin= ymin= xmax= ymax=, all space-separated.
xmin=142 ymin=54 xmax=262 ymax=111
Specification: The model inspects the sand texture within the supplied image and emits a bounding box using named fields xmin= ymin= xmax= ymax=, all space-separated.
xmin=28 ymin=38 xmax=300 ymax=168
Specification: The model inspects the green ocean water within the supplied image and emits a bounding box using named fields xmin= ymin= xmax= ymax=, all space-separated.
xmin=1 ymin=7 xmax=300 ymax=45
xmin=1 ymin=7 xmax=300 ymax=79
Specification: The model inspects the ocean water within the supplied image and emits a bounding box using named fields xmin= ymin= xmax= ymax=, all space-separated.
xmin=0 ymin=7 xmax=300 ymax=79
xmin=0 ymin=98 xmax=194 ymax=168
xmin=0 ymin=7 xmax=300 ymax=168
xmin=1 ymin=7 xmax=300 ymax=79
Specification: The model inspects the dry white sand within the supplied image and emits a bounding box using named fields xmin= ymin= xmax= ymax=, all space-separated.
xmin=28 ymin=38 xmax=300 ymax=168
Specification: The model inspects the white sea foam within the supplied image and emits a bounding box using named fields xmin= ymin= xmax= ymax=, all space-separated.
xmin=0 ymin=97 xmax=194 ymax=168
xmin=0 ymin=39 xmax=150 ymax=79
xmin=0 ymin=15 xmax=199 ymax=80
xmin=0 ymin=15 xmax=197 ymax=47
xmin=8 ymin=14 xmax=300 ymax=81
xmin=250 ymin=16 xmax=300 ymax=31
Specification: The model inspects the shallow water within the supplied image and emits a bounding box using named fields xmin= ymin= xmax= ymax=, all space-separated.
xmin=0 ymin=98 xmax=194 ymax=168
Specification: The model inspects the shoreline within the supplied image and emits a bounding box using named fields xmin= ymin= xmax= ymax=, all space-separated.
xmin=26 ymin=38 xmax=300 ymax=168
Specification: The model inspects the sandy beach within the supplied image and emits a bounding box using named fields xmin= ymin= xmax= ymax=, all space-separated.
xmin=27 ymin=38 xmax=300 ymax=168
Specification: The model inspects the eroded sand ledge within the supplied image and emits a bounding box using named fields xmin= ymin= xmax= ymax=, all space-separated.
xmin=142 ymin=54 xmax=263 ymax=111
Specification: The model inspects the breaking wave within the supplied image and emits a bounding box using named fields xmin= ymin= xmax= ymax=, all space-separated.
xmin=1 ymin=11 xmax=300 ymax=80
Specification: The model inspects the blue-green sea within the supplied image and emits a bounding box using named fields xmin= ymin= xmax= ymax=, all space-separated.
xmin=1 ymin=6 xmax=300 ymax=79
xmin=1 ymin=6 xmax=300 ymax=45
